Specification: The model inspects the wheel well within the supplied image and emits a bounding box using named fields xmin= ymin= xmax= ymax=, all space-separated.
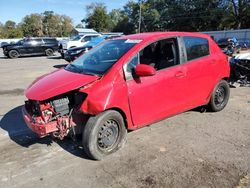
xmin=9 ymin=49 xmax=19 ymax=53
xmin=222 ymin=77 xmax=229 ymax=82
xmin=106 ymin=108 xmax=128 ymax=129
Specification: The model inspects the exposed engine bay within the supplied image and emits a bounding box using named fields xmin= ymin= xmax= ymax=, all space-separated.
xmin=24 ymin=91 xmax=87 ymax=139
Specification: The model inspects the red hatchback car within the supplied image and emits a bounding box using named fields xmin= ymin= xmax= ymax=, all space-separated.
xmin=23 ymin=32 xmax=230 ymax=160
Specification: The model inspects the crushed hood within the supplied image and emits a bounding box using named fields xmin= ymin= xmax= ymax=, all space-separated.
xmin=25 ymin=69 xmax=98 ymax=101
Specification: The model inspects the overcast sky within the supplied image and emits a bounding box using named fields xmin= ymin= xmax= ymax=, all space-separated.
xmin=0 ymin=0 xmax=128 ymax=26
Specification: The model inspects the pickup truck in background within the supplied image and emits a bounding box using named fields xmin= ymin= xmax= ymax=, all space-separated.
xmin=58 ymin=34 xmax=101 ymax=57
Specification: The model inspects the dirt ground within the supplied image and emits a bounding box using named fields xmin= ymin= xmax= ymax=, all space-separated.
xmin=0 ymin=49 xmax=249 ymax=188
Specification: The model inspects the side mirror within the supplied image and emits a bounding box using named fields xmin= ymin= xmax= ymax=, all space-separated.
xmin=135 ymin=64 xmax=156 ymax=77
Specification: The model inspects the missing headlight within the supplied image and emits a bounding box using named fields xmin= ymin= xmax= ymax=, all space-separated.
xmin=51 ymin=97 xmax=70 ymax=116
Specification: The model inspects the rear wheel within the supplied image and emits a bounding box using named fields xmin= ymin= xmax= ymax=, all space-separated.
xmin=8 ymin=50 xmax=19 ymax=59
xmin=45 ymin=48 xmax=54 ymax=56
xmin=208 ymin=80 xmax=230 ymax=112
xmin=82 ymin=110 xmax=127 ymax=160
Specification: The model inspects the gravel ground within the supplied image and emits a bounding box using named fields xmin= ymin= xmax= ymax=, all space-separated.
xmin=0 ymin=49 xmax=249 ymax=188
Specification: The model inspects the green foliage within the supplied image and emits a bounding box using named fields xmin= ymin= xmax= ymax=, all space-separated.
xmin=84 ymin=3 xmax=110 ymax=32
xmin=0 ymin=11 xmax=73 ymax=39
xmin=60 ymin=15 xmax=74 ymax=37
xmin=83 ymin=0 xmax=250 ymax=34
xmin=21 ymin=14 xmax=43 ymax=37
xmin=75 ymin=23 xmax=84 ymax=28
xmin=42 ymin=11 xmax=73 ymax=37
xmin=1 ymin=20 xmax=23 ymax=38
xmin=221 ymin=0 xmax=250 ymax=29
xmin=0 ymin=22 xmax=4 ymax=38
xmin=1 ymin=1 xmax=250 ymax=38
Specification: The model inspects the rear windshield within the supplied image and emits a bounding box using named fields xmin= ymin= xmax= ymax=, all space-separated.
xmin=65 ymin=39 xmax=139 ymax=76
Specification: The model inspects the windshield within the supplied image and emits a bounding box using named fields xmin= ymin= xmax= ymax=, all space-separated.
xmin=72 ymin=35 xmax=82 ymax=41
xmin=16 ymin=40 xmax=24 ymax=45
xmin=65 ymin=39 xmax=140 ymax=76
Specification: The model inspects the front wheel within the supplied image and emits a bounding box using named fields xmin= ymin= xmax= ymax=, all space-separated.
xmin=208 ymin=80 xmax=230 ymax=112
xmin=45 ymin=48 xmax=54 ymax=56
xmin=82 ymin=110 xmax=127 ymax=160
xmin=8 ymin=50 xmax=19 ymax=59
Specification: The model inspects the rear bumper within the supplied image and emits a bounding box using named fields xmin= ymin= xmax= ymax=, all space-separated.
xmin=22 ymin=107 xmax=58 ymax=137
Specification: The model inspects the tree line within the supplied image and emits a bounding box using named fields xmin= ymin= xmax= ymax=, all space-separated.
xmin=84 ymin=0 xmax=250 ymax=34
xmin=0 ymin=11 xmax=73 ymax=39
xmin=1 ymin=0 xmax=249 ymax=39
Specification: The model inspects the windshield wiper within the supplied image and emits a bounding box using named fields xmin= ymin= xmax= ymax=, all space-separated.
xmin=65 ymin=64 xmax=82 ymax=73
xmin=82 ymin=71 xmax=101 ymax=77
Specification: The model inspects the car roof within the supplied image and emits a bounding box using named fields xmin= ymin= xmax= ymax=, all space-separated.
xmin=119 ymin=32 xmax=210 ymax=42
xmin=25 ymin=37 xmax=57 ymax=40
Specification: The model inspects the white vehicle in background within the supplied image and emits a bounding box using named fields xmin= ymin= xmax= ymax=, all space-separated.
xmin=58 ymin=34 xmax=101 ymax=57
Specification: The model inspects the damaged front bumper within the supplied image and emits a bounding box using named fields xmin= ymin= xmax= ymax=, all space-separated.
xmin=22 ymin=106 xmax=58 ymax=137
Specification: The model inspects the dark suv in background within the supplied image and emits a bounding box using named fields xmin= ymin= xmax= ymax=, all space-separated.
xmin=2 ymin=38 xmax=59 ymax=58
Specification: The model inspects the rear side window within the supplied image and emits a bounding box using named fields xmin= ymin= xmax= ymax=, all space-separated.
xmin=43 ymin=39 xmax=57 ymax=44
xmin=33 ymin=39 xmax=42 ymax=43
xmin=25 ymin=39 xmax=42 ymax=45
xmin=183 ymin=36 xmax=209 ymax=61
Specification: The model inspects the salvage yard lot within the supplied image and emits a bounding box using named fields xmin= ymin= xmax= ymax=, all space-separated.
xmin=0 ymin=49 xmax=249 ymax=188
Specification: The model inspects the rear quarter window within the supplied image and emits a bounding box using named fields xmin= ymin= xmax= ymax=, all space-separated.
xmin=183 ymin=36 xmax=209 ymax=61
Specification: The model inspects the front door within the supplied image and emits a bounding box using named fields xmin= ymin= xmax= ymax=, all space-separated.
xmin=20 ymin=39 xmax=35 ymax=55
xmin=124 ymin=38 xmax=189 ymax=127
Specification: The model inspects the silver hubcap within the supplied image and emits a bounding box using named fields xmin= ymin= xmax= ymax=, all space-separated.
xmin=97 ymin=120 xmax=119 ymax=150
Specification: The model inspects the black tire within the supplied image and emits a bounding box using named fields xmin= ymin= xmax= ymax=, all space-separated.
xmin=60 ymin=53 xmax=64 ymax=58
xmin=8 ymin=50 xmax=19 ymax=59
xmin=208 ymin=80 xmax=230 ymax=112
xmin=45 ymin=48 xmax=54 ymax=56
xmin=82 ymin=110 xmax=127 ymax=160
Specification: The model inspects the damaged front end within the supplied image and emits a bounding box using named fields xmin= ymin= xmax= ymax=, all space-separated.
xmin=22 ymin=92 xmax=87 ymax=139
xmin=229 ymin=53 xmax=250 ymax=87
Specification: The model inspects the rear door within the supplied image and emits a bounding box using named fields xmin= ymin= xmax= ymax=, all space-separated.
xmin=32 ymin=39 xmax=44 ymax=54
xmin=42 ymin=38 xmax=58 ymax=51
xmin=180 ymin=36 xmax=217 ymax=107
xmin=20 ymin=39 xmax=34 ymax=55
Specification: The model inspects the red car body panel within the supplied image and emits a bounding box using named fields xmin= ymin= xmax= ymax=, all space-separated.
xmin=25 ymin=69 xmax=98 ymax=101
xmin=79 ymin=68 xmax=135 ymax=129
xmin=22 ymin=107 xmax=58 ymax=137
xmin=23 ymin=32 xmax=230 ymax=135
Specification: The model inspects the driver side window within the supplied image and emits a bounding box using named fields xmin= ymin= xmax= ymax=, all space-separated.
xmin=81 ymin=36 xmax=92 ymax=42
xmin=123 ymin=54 xmax=139 ymax=80
xmin=123 ymin=37 xmax=179 ymax=80
xmin=139 ymin=38 xmax=179 ymax=70
xmin=23 ymin=39 xmax=32 ymax=46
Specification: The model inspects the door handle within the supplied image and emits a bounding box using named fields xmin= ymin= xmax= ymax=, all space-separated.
xmin=175 ymin=71 xmax=186 ymax=78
